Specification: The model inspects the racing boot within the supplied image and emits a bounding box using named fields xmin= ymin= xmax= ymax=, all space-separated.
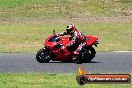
xmin=72 ymin=51 xmax=81 ymax=64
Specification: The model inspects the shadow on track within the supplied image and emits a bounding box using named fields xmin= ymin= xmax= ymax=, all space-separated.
xmin=47 ymin=60 xmax=102 ymax=64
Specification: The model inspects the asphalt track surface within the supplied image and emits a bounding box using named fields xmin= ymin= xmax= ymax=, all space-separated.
xmin=0 ymin=52 xmax=132 ymax=73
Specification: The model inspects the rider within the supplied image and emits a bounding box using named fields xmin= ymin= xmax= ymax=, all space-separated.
xmin=58 ymin=24 xmax=86 ymax=61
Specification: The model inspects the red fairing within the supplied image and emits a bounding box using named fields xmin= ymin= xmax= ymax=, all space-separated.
xmin=85 ymin=35 xmax=98 ymax=46
xmin=44 ymin=35 xmax=72 ymax=61
xmin=44 ymin=35 xmax=56 ymax=47
xmin=43 ymin=34 xmax=98 ymax=61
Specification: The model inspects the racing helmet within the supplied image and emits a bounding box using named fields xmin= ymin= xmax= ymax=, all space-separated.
xmin=66 ymin=24 xmax=76 ymax=34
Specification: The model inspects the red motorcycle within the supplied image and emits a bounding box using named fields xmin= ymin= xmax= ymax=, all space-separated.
xmin=36 ymin=30 xmax=99 ymax=63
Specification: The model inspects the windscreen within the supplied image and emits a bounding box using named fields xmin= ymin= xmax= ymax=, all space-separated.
xmin=48 ymin=36 xmax=59 ymax=42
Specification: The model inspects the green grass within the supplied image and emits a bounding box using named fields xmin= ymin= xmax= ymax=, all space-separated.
xmin=0 ymin=73 xmax=131 ymax=88
xmin=0 ymin=1 xmax=131 ymax=88
xmin=0 ymin=0 xmax=131 ymax=52
xmin=0 ymin=22 xmax=132 ymax=52
xmin=0 ymin=0 xmax=131 ymax=19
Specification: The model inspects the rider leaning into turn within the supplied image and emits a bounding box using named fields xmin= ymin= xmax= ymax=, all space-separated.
xmin=58 ymin=24 xmax=86 ymax=61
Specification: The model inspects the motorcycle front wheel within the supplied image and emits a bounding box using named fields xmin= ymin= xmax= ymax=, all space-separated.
xmin=36 ymin=48 xmax=52 ymax=63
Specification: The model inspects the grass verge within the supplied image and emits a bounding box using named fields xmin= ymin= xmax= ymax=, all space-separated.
xmin=0 ymin=22 xmax=132 ymax=52
xmin=0 ymin=73 xmax=131 ymax=88
xmin=0 ymin=0 xmax=132 ymax=19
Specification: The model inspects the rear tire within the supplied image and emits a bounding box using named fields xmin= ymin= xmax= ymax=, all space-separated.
xmin=86 ymin=47 xmax=96 ymax=62
xmin=36 ymin=48 xmax=52 ymax=63
xmin=78 ymin=47 xmax=96 ymax=63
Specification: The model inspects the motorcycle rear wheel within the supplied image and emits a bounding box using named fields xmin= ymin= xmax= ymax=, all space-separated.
xmin=78 ymin=47 xmax=96 ymax=63
xmin=36 ymin=48 xmax=52 ymax=63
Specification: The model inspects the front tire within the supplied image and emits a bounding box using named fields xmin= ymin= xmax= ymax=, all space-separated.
xmin=36 ymin=48 xmax=52 ymax=63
